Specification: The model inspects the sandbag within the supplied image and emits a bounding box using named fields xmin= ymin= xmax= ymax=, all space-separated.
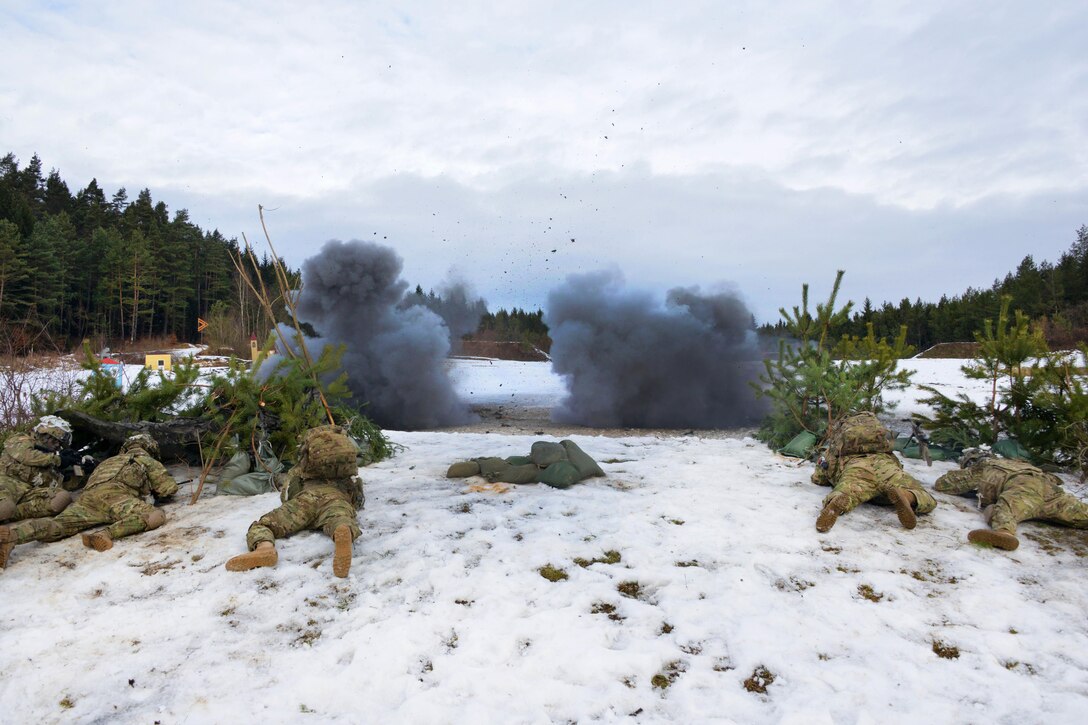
xmin=537 ymin=461 xmax=583 ymax=489
xmin=476 ymin=457 xmax=512 ymax=477
xmin=900 ymin=444 xmax=959 ymax=462
xmin=560 ymin=440 xmax=604 ymax=478
xmin=218 ymin=472 xmax=276 ymax=496
xmin=504 ymin=455 xmax=533 ymax=466
xmin=218 ymin=450 xmax=251 ymax=484
xmin=487 ymin=463 xmax=541 ymax=485
xmin=530 ymin=441 xmax=568 ymax=467
xmin=447 ymin=461 xmax=481 ymax=478
xmin=779 ymin=431 xmax=819 ymax=459
xmin=993 ymin=438 xmax=1034 ymax=462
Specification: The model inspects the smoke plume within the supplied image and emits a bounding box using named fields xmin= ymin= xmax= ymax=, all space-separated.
xmin=547 ymin=270 xmax=767 ymax=428
xmin=295 ymin=239 xmax=474 ymax=430
xmin=399 ymin=279 xmax=488 ymax=354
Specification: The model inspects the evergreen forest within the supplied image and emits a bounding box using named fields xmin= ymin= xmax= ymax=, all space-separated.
xmin=0 ymin=152 xmax=289 ymax=354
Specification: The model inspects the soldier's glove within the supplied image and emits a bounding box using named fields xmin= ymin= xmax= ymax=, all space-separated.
xmin=818 ymin=456 xmax=829 ymax=471
xmin=58 ymin=449 xmax=82 ymax=468
xmin=80 ymin=455 xmax=99 ymax=474
xmin=153 ymin=494 xmax=175 ymax=505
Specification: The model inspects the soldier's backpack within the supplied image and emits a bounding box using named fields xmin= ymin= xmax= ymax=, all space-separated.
xmin=295 ymin=426 xmax=359 ymax=480
xmin=827 ymin=412 xmax=892 ymax=458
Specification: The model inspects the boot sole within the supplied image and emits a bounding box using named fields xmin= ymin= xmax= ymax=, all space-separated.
xmin=81 ymin=532 xmax=113 ymax=551
xmin=891 ymin=489 xmax=917 ymax=530
xmin=816 ymin=495 xmax=849 ymax=533
xmin=224 ymin=548 xmax=278 ymax=572
xmin=968 ymin=529 xmax=1019 ymax=551
xmin=333 ymin=526 xmax=353 ymax=578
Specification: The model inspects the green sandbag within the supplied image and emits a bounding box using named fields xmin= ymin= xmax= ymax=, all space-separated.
xmin=900 ymin=444 xmax=959 ymax=461
xmin=504 ymin=455 xmax=533 ymax=466
xmin=778 ymin=431 xmax=818 ymax=459
xmin=560 ymin=439 xmax=604 ymax=478
xmin=476 ymin=457 xmax=512 ymax=477
xmin=219 ymin=450 xmax=251 ymax=483
xmin=993 ymin=438 xmax=1034 ymax=461
xmin=530 ymin=441 xmax=568 ymax=467
xmin=447 ymin=461 xmax=481 ymax=478
xmin=218 ymin=472 xmax=276 ymax=496
xmin=488 ymin=463 xmax=541 ymax=485
xmin=537 ymin=461 xmax=583 ymax=489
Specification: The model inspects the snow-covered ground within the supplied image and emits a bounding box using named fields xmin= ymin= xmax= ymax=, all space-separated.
xmin=2 ymin=359 xmax=1088 ymax=724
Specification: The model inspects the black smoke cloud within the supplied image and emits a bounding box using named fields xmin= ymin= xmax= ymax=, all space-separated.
xmin=547 ymin=270 xmax=767 ymax=428
xmin=295 ymin=239 xmax=474 ymax=430
xmin=399 ymin=280 xmax=488 ymax=354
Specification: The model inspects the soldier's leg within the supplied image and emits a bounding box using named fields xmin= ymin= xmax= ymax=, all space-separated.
xmin=816 ymin=468 xmax=880 ymax=532
xmin=225 ymin=496 xmax=318 ymax=572
xmin=10 ymin=501 xmax=108 ymax=543
xmin=968 ymin=479 xmax=1042 ymax=551
xmin=0 ymin=476 xmax=26 ymax=521
xmin=81 ymin=497 xmax=163 ymax=551
xmin=13 ymin=487 xmax=72 ymax=520
xmin=314 ymin=495 xmax=360 ymax=578
xmin=1035 ymin=492 xmax=1088 ymax=529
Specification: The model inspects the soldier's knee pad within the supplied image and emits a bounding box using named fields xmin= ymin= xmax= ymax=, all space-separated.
xmin=50 ymin=491 xmax=73 ymax=514
xmin=0 ymin=498 xmax=15 ymax=521
xmin=143 ymin=509 xmax=166 ymax=530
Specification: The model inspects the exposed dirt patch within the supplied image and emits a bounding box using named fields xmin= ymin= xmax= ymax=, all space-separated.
xmin=743 ymin=666 xmax=776 ymax=694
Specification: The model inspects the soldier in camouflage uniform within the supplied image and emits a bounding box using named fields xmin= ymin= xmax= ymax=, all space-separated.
xmin=0 ymin=433 xmax=176 ymax=569
xmin=0 ymin=416 xmax=78 ymax=523
xmin=934 ymin=450 xmax=1088 ymax=551
xmin=812 ymin=413 xmax=937 ymax=533
xmin=225 ymin=425 xmax=363 ymax=578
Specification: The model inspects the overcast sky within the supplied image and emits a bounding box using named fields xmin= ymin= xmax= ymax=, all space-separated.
xmin=3 ymin=1 xmax=1086 ymax=322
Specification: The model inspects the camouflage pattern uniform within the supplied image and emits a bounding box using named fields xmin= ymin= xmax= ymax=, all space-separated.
xmin=934 ymin=458 xmax=1088 ymax=535
xmin=244 ymin=467 xmax=362 ymax=551
xmin=813 ymin=452 xmax=937 ymax=519
xmin=4 ymin=444 xmax=177 ymax=546
xmin=0 ymin=433 xmax=68 ymax=522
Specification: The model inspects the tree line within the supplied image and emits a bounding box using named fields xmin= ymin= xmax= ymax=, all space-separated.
xmin=759 ymin=226 xmax=1088 ymax=351
xmin=0 ymin=152 xmax=288 ymax=353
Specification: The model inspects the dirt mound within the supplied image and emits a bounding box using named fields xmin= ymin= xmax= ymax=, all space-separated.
xmin=458 ymin=340 xmax=550 ymax=362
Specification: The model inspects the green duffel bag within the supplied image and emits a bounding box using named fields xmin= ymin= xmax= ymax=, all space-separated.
xmin=778 ymin=431 xmax=818 ymax=459
xmin=488 ymin=463 xmax=541 ymax=485
xmin=530 ymin=441 xmax=568 ymax=467
xmin=537 ymin=461 xmax=583 ymax=489
xmin=560 ymin=439 xmax=604 ymax=477
xmin=447 ymin=461 xmax=482 ymax=478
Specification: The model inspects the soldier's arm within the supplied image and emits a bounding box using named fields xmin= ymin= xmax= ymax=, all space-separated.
xmin=141 ymin=456 xmax=179 ymax=499
xmin=933 ymin=469 xmax=978 ymax=495
xmin=8 ymin=437 xmax=61 ymax=468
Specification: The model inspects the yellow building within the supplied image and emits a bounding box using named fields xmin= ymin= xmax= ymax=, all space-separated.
xmin=145 ymin=354 xmax=173 ymax=372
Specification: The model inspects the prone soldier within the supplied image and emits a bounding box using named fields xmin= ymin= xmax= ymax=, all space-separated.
xmin=934 ymin=449 xmax=1088 ymax=551
xmin=225 ymin=425 xmax=363 ymax=578
xmin=0 ymin=433 xmax=176 ymax=569
xmin=0 ymin=415 xmax=81 ymax=523
xmin=813 ymin=412 xmax=937 ymax=532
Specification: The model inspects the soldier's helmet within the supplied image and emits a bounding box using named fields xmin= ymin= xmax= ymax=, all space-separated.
xmin=121 ymin=433 xmax=160 ymax=459
xmin=32 ymin=415 xmax=73 ymax=449
xmin=959 ymin=446 xmax=994 ymax=469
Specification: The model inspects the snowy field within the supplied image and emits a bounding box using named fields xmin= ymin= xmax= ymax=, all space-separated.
xmin=2 ymin=358 xmax=1088 ymax=724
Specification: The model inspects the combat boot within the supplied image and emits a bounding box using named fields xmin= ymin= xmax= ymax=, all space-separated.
xmin=332 ymin=524 xmax=353 ymax=578
xmin=225 ymin=541 xmax=278 ymax=572
xmin=889 ymin=488 xmax=917 ymax=530
xmin=816 ymin=494 xmax=849 ymax=533
xmin=0 ymin=525 xmax=14 ymax=569
xmin=968 ymin=528 xmax=1019 ymax=551
xmin=82 ymin=530 xmax=113 ymax=551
